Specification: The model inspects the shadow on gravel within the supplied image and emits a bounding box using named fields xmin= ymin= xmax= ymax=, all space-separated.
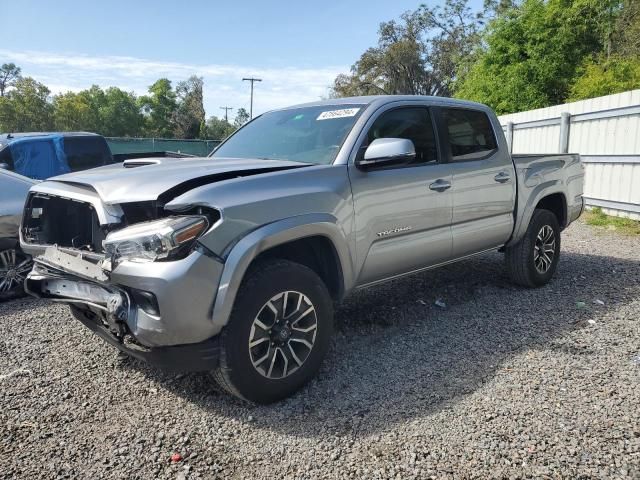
xmin=124 ymin=250 xmax=640 ymax=436
xmin=0 ymin=296 xmax=36 ymax=315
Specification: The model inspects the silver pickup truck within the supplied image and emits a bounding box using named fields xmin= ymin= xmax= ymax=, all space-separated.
xmin=21 ymin=96 xmax=584 ymax=403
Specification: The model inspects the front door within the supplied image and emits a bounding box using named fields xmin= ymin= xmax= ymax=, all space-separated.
xmin=348 ymin=105 xmax=453 ymax=287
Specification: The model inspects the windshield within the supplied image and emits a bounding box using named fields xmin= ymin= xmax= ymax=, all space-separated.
xmin=211 ymin=104 xmax=365 ymax=164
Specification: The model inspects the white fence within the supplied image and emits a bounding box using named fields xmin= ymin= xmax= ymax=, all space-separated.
xmin=498 ymin=90 xmax=640 ymax=220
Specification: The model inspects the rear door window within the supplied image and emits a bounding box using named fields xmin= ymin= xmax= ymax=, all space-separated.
xmin=441 ymin=108 xmax=498 ymax=161
xmin=63 ymin=136 xmax=112 ymax=171
xmin=10 ymin=139 xmax=69 ymax=180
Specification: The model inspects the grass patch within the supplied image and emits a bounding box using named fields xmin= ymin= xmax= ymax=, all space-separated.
xmin=583 ymin=207 xmax=640 ymax=235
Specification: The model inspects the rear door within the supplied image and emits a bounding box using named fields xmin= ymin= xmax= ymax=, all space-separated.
xmin=348 ymin=104 xmax=453 ymax=287
xmin=436 ymin=107 xmax=516 ymax=258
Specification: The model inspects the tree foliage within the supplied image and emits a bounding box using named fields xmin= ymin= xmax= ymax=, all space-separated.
xmin=234 ymin=107 xmax=250 ymax=128
xmin=139 ymin=79 xmax=177 ymax=138
xmin=331 ymin=0 xmax=484 ymax=98
xmin=49 ymin=85 xmax=143 ymax=136
xmin=99 ymin=87 xmax=145 ymax=136
xmin=455 ymin=0 xmax=612 ymax=113
xmin=333 ymin=0 xmax=638 ymax=113
xmin=0 ymin=68 xmax=230 ymax=138
xmin=204 ymin=116 xmax=235 ymax=140
xmin=569 ymin=55 xmax=640 ymax=101
xmin=0 ymin=77 xmax=53 ymax=132
xmin=52 ymin=90 xmax=98 ymax=132
xmin=611 ymin=0 xmax=640 ymax=57
xmin=172 ymin=76 xmax=206 ymax=139
xmin=0 ymin=63 xmax=22 ymax=97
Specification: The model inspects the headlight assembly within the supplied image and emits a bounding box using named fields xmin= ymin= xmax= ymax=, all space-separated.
xmin=103 ymin=215 xmax=208 ymax=264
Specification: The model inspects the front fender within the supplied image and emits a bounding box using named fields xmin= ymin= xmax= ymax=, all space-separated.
xmin=209 ymin=213 xmax=354 ymax=334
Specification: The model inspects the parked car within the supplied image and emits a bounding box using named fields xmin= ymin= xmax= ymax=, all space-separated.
xmin=22 ymin=96 xmax=584 ymax=402
xmin=0 ymin=132 xmax=194 ymax=300
xmin=0 ymin=132 xmax=113 ymax=300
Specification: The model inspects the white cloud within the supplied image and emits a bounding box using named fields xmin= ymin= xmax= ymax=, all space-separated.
xmin=0 ymin=49 xmax=348 ymax=119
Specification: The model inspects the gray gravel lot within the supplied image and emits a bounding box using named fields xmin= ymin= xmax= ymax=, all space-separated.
xmin=1 ymin=220 xmax=639 ymax=479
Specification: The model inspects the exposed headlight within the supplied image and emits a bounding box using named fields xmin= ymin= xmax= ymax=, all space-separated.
xmin=103 ymin=216 xmax=208 ymax=264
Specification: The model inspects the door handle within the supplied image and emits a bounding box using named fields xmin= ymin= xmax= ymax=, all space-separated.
xmin=494 ymin=171 xmax=511 ymax=183
xmin=429 ymin=179 xmax=451 ymax=192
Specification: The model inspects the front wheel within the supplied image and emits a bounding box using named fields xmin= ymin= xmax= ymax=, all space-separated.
xmin=505 ymin=209 xmax=561 ymax=287
xmin=212 ymin=260 xmax=333 ymax=403
xmin=0 ymin=247 xmax=32 ymax=301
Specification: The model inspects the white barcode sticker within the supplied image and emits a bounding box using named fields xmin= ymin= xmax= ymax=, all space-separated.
xmin=316 ymin=108 xmax=360 ymax=120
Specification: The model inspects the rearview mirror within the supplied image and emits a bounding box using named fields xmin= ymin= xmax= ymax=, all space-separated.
xmin=356 ymin=138 xmax=416 ymax=169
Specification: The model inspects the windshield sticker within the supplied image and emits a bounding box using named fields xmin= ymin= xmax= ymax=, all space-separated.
xmin=316 ymin=108 xmax=360 ymax=121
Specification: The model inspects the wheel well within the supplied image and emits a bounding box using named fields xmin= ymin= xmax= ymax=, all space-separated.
xmin=250 ymin=236 xmax=343 ymax=300
xmin=536 ymin=193 xmax=567 ymax=228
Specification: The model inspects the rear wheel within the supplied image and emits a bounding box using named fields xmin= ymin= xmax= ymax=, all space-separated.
xmin=212 ymin=260 xmax=333 ymax=403
xmin=505 ymin=209 xmax=561 ymax=287
xmin=0 ymin=247 xmax=32 ymax=301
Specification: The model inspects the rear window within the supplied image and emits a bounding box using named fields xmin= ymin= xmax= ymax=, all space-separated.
xmin=441 ymin=108 xmax=498 ymax=161
xmin=63 ymin=136 xmax=112 ymax=171
xmin=10 ymin=139 xmax=69 ymax=180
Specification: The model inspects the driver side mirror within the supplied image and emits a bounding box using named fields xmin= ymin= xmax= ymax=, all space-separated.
xmin=356 ymin=138 xmax=416 ymax=170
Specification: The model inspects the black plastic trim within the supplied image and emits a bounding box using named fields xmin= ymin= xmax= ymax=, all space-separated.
xmin=73 ymin=307 xmax=221 ymax=372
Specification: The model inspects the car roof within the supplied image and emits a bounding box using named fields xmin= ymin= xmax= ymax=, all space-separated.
xmin=272 ymin=95 xmax=490 ymax=112
xmin=0 ymin=132 xmax=102 ymax=149
xmin=0 ymin=131 xmax=100 ymax=142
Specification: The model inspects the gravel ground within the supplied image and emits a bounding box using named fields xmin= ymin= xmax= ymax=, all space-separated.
xmin=1 ymin=220 xmax=639 ymax=479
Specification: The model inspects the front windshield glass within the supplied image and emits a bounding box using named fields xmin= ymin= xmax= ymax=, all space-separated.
xmin=211 ymin=104 xmax=365 ymax=164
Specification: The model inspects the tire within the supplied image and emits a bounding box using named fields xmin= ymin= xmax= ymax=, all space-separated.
xmin=505 ymin=209 xmax=561 ymax=288
xmin=212 ymin=259 xmax=333 ymax=404
xmin=0 ymin=246 xmax=32 ymax=302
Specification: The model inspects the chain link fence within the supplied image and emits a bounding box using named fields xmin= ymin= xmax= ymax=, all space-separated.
xmin=106 ymin=137 xmax=221 ymax=157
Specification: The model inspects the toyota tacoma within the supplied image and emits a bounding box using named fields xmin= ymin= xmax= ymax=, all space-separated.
xmin=21 ymin=96 xmax=584 ymax=403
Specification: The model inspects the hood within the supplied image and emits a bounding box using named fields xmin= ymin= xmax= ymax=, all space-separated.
xmin=46 ymin=156 xmax=309 ymax=204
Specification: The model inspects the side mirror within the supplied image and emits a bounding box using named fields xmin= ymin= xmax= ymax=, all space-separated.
xmin=0 ymin=163 xmax=9 ymax=170
xmin=356 ymin=138 xmax=416 ymax=169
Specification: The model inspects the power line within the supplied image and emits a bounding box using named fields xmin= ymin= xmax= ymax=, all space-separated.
xmin=220 ymin=106 xmax=233 ymax=123
xmin=242 ymin=77 xmax=262 ymax=119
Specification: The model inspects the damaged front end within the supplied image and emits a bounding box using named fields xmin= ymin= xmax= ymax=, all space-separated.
xmin=26 ymin=246 xmax=130 ymax=334
xmin=21 ymin=190 xmax=224 ymax=372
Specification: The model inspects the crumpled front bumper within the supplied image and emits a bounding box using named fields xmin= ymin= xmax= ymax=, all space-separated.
xmin=25 ymin=246 xmax=225 ymax=371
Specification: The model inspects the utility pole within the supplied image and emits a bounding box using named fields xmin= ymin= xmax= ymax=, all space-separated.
xmin=220 ymin=106 xmax=233 ymax=123
xmin=242 ymin=77 xmax=262 ymax=119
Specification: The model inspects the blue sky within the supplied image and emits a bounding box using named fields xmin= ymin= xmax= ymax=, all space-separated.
xmin=2 ymin=0 xmax=484 ymax=121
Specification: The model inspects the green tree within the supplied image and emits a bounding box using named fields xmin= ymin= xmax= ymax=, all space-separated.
xmin=52 ymin=85 xmax=143 ymax=136
xmin=0 ymin=63 xmax=22 ymax=97
xmin=199 ymin=119 xmax=208 ymax=139
xmin=139 ymin=78 xmax=177 ymax=137
xmin=612 ymin=0 xmax=640 ymax=57
xmin=331 ymin=0 xmax=483 ymax=98
xmin=205 ymin=116 xmax=235 ymax=140
xmin=173 ymin=76 xmax=205 ymax=139
xmin=569 ymin=55 xmax=640 ymax=100
xmin=99 ymin=87 xmax=144 ymax=137
xmin=52 ymin=91 xmax=98 ymax=131
xmin=234 ymin=107 xmax=250 ymax=128
xmin=455 ymin=0 xmax=618 ymax=113
xmin=0 ymin=77 xmax=53 ymax=132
